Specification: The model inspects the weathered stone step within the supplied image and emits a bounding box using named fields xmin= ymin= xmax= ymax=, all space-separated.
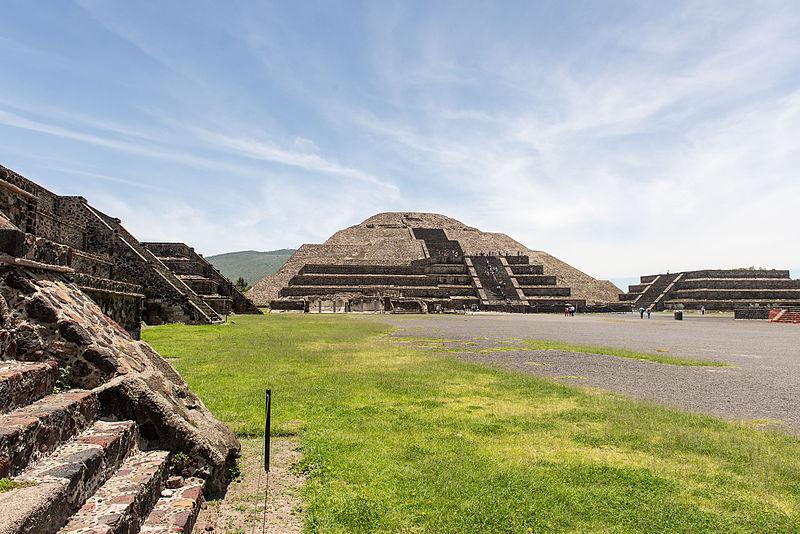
xmin=0 ymin=360 xmax=59 ymax=414
xmin=140 ymin=477 xmax=205 ymax=534
xmin=0 ymin=389 xmax=98 ymax=478
xmin=58 ymin=449 xmax=170 ymax=534
xmin=0 ymin=420 xmax=136 ymax=534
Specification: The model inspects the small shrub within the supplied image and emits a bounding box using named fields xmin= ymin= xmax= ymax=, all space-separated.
xmin=52 ymin=365 xmax=72 ymax=394
xmin=170 ymin=451 xmax=190 ymax=470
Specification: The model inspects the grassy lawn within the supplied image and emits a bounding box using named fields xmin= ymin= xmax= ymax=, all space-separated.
xmin=143 ymin=315 xmax=800 ymax=533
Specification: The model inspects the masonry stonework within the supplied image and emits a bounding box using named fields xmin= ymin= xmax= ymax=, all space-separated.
xmin=251 ymin=212 xmax=626 ymax=314
xmin=620 ymin=269 xmax=800 ymax=311
xmin=0 ymin=164 xmax=261 ymax=334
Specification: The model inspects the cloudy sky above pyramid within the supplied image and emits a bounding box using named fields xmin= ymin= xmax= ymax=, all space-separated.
xmin=1 ymin=1 xmax=798 ymax=281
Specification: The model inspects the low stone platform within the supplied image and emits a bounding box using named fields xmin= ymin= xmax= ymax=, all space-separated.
xmin=620 ymin=269 xmax=800 ymax=311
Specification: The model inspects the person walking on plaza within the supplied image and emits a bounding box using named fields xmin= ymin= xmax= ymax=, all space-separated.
xmin=646 ymin=306 xmax=652 ymax=319
xmin=569 ymin=304 xmax=576 ymax=316
xmin=564 ymin=305 xmax=570 ymax=317
xmin=639 ymin=306 xmax=645 ymax=318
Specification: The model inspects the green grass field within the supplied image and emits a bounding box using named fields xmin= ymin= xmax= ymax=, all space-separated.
xmin=143 ymin=315 xmax=800 ymax=533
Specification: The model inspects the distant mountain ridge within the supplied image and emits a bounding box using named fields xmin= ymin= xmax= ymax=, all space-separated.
xmin=206 ymin=249 xmax=295 ymax=288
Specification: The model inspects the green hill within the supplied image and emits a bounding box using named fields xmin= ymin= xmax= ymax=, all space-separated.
xmin=206 ymin=249 xmax=295 ymax=288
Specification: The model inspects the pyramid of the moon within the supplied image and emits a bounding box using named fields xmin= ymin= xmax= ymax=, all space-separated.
xmin=249 ymin=212 xmax=625 ymax=313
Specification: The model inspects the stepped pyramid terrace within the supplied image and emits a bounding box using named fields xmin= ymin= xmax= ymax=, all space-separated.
xmin=250 ymin=212 xmax=627 ymax=313
xmin=620 ymin=269 xmax=800 ymax=313
xmin=0 ymin=164 xmax=261 ymax=336
xmin=0 ymin=163 xmax=241 ymax=533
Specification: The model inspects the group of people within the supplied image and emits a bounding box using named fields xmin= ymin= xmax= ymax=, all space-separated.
xmin=433 ymin=249 xmax=463 ymax=263
xmin=563 ymin=304 xmax=577 ymax=316
xmin=473 ymin=250 xmax=523 ymax=257
xmin=482 ymin=256 xmax=511 ymax=302
xmin=638 ymin=306 xmax=653 ymax=318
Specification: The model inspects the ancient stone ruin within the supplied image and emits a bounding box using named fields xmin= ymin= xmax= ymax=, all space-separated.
xmin=620 ymin=269 xmax=800 ymax=312
xmin=0 ymin=164 xmax=261 ymax=339
xmin=0 ymin=163 xmax=246 ymax=533
xmin=0 ymin=265 xmax=239 ymax=534
xmin=250 ymin=212 xmax=627 ymax=313
xmin=141 ymin=242 xmax=261 ymax=318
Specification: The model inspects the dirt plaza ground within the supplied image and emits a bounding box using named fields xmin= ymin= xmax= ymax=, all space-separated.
xmin=383 ymin=312 xmax=800 ymax=435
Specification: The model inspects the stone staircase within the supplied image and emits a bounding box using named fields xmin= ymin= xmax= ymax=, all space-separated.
xmin=143 ymin=243 xmax=261 ymax=317
xmin=411 ymin=228 xmax=463 ymax=264
xmin=622 ymin=269 xmax=800 ymax=311
xmin=769 ymin=307 xmax=800 ymax=324
xmin=0 ymin=360 xmax=205 ymax=534
xmin=469 ymin=255 xmax=527 ymax=307
xmin=621 ymin=272 xmax=683 ymax=311
xmin=82 ymin=204 xmax=223 ymax=325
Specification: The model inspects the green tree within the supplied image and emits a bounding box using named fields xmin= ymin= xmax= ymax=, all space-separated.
xmin=234 ymin=276 xmax=248 ymax=292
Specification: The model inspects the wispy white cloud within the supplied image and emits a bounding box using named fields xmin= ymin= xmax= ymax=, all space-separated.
xmin=1 ymin=1 xmax=798 ymax=275
xmin=186 ymin=126 xmax=401 ymax=194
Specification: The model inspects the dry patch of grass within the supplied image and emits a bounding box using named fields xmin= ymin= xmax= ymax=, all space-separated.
xmin=523 ymin=339 xmax=727 ymax=367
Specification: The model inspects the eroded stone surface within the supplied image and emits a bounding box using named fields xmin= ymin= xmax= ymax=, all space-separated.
xmin=0 ymin=359 xmax=58 ymax=413
xmin=0 ymin=389 xmax=98 ymax=477
xmin=59 ymin=449 xmax=170 ymax=534
xmin=0 ymin=266 xmax=239 ymax=496
xmin=0 ymin=420 xmax=136 ymax=534
xmin=140 ymin=477 xmax=205 ymax=534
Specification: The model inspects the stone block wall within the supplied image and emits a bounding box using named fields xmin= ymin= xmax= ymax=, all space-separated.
xmin=0 ymin=265 xmax=239 ymax=502
xmin=622 ymin=268 xmax=800 ymax=311
xmin=0 ymin=164 xmax=234 ymax=329
xmin=734 ymin=308 xmax=771 ymax=320
xmin=142 ymin=242 xmax=261 ymax=315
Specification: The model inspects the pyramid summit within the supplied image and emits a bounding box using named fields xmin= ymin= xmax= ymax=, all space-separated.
xmin=248 ymin=212 xmax=624 ymax=313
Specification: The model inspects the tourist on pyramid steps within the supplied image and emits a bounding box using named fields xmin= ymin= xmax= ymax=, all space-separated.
xmin=639 ymin=306 xmax=645 ymax=318
xmin=646 ymin=307 xmax=652 ymax=319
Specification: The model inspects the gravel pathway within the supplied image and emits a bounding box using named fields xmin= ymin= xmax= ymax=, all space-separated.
xmin=197 ymin=437 xmax=304 ymax=533
xmin=380 ymin=312 xmax=800 ymax=435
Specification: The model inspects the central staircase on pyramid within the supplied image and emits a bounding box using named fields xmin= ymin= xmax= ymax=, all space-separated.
xmin=0 ymin=361 xmax=205 ymax=534
xmin=273 ymin=227 xmax=590 ymax=313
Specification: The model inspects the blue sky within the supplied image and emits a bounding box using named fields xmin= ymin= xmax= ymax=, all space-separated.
xmin=1 ymin=1 xmax=799 ymax=286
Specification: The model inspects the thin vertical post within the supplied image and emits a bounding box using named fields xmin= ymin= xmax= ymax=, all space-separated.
xmin=264 ymin=389 xmax=271 ymax=472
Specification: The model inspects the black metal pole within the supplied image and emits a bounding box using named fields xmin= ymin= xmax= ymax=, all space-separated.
xmin=264 ymin=388 xmax=271 ymax=472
